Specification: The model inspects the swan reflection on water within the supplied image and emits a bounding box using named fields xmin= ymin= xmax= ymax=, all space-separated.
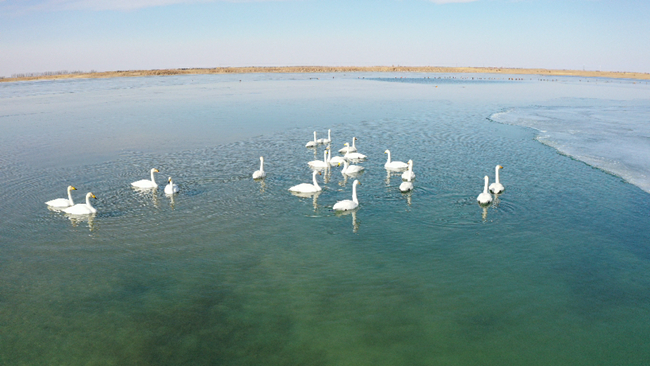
xmin=167 ymin=193 xmax=176 ymax=209
xmin=290 ymin=191 xmax=321 ymax=212
xmin=257 ymin=179 xmax=266 ymax=194
xmin=65 ymin=213 xmax=96 ymax=231
xmin=335 ymin=208 xmax=360 ymax=233
xmin=132 ymin=186 xmax=160 ymax=208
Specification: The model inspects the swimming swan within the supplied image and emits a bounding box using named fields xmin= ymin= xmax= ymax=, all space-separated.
xmin=164 ymin=177 xmax=180 ymax=194
xmin=63 ymin=192 xmax=97 ymax=215
xmin=333 ymin=180 xmax=361 ymax=211
xmin=339 ymin=137 xmax=358 ymax=153
xmin=344 ymin=148 xmax=367 ymax=161
xmin=45 ymin=185 xmax=77 ymax=208
xmin=489 ymin=165 xmax=504 ymax=194
xmin=289 ymin=171 xmax=322 ymax=193
xmin=477 ymin=176 xmax=493 ymax=205
xmin=252 ymin=156 xmax=266 ymax=179
xmin=341 ymin=160 xmax=364 ymax=175
xmin=132 ymin=168 xmax=159 ymax=188
xmin=306 ymin=131 xmax=318 ymax=147
xmin=400 ymin=173 xmax=414 ymax=192
xmin=328 ymin=148 xmax=346 ymax=166
xmin=401 ymin=160 xmax=415 ymax=180
xmin=384 ymin=150 xmax=408 ymax=170
xmin=317 ymin=129 xmax=331 ymax=144
xmin=308 ymin=149 xmax=330 ymax=170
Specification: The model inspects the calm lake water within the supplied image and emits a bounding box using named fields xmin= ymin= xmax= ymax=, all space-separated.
xmin=1 ymin=73 xmax=650 ymax=365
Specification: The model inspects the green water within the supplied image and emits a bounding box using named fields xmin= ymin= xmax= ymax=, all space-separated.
xmin=1 ymin=74 xmax=650 ymax=365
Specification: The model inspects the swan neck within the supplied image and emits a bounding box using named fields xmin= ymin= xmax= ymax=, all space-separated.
xmin=86 ymin=194 xmax=94 ymax=208
xmin=352 ymin=182 xmax=358 ymax=204
xmin=328 ymin=130 xmax=331 ymax=139
xmin=312 ymin=171 xmax=320 ymax=188
xmin=352 ymin=138 xmax=356 ymax=148
xmin=260 ymin=158 xmax=264 ymax=171
xmin=150 ymin=170 xmax=157 ymax=184
xmin=484 ymin=177 xmax=489 ymax=193
xmin=313 ymin=131 xmax=317 ymax=141
xmin=386 ymin=151 xmax=391 ymax=163
xmin=495 ymin=167 xmax=500 ymax=183
xmin=67 ymin=187 xmax=74 ymax=205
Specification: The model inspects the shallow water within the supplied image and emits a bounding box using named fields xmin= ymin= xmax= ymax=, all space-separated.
xmin=1 ymin=74 xmax=650 ymax=365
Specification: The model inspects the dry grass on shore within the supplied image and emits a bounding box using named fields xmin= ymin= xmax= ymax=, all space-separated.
xmin=2 ymin=66 xmax=649 ymax=83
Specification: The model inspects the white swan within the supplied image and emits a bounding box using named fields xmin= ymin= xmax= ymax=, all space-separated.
xmin=344 ymin=148 xmax=367 ymax=161
xmin=289 ymin=171 xmax=322 ymax=193
xmin=308 ymin=149 xmax=330 ymax=170
xmin=328 ymin=147 xmax=346 ymax=166
xmin=317 ymin=129 xmax=331 ymax=144
xmin=164 ymin=177 xmax=179 ymax=194
xmin=339 ymin=137 xmax=358 ymax=153
xmin=400 ymin=173 xmax=414 ymax=192
xmin=45 ymin=185 xmax=77 ymax=208
xmin=305 ymin=131 xmax=318 ymax=147
xmin=401 ymin=160 xmax=415 ymax=181
xmin=341 ymin=160 xmax=364 ymax=176
xmin=489 ymin=165 xmax=504 ymax=194
xmin=132 ymin=168 xmax=159 ymax=188
xmin=333 ymin=180 xmax=361 ymax=211
xmin=252 ymin=156 xmax=266 ymax=179
xmin=384 ymin=150 xmax=408 ymax=170
xmin=477 ymin=176 xmax=493 ymax=205
xmin=63 ymin=192 xmax=97 ymax=215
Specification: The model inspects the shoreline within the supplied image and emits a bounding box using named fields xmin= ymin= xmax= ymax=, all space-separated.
xmin=2 ymin=66 xmax=649 ymax=83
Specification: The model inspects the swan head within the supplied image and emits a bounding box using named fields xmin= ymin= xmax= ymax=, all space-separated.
xmin=260 ymin=156 xmax=264 ymax=161
xmin=344 ymin=143 xmax=349 ymax=147
xmin=384 ymin=150 xmax=389 ymax=154
xmin=151 ymin=168 xmax=159 ymax=173
xmin=68 ymin=186 xmax=77 ymax=191
xmin=497 ymin=165 xmax=503 ymax=169
xmin=354 ymin=180 xmax=361 ymax=186
xmin=87 ymin=192 xmax=96 ymax=199
xmin=168 ymin=177 xmax=172 ymax=183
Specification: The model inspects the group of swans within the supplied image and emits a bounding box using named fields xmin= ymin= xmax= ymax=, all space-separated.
xmin=477 ymin=165 xmax=505 ymax=205
xmin=306 ymin=129 xmax=332 ymax=147
xmin=46 ymin=168 xmax=180 ymax=216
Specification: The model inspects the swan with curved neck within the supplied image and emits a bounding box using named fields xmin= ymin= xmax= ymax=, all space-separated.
xmin=305 ymin=131 xmax=318 ymax=147
xmin=132 ymin=168 xmax=159 ymax=188
xmin=339 ymin=137 xmax=358 ymax=153
xmin=63 ymin=192 xmax=97 ymax=215
xmin=333 ymin=180 xmax=361 ymax=211
xmin=253 ymin=156 xmax=266 ymax=179
xmin=46 ymin=185 xmax=77 ymax=208
xmin=477 ymin=176 xmax=493 ymax=205
xmin=400 ymin=173 xmax=413 ymax=192
xmin=164 ymin=177 xmax=180 ymax=194
xmin=289 ymin=171 xmax=322 ymax=193
xmin=401 ymin=160 xmax=415 ymax=180
xmin=384 ymin=150 xmax=408 ymax=170
xmin=308 ymin=149 xmax=329 ymax=170
xmin=341 ymin=160 xmax=364 ymax=175
xmin=489 ymin=165 xmax=504 ymax=194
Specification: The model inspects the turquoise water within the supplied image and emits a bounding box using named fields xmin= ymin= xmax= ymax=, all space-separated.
xmin=1 ymin=74 xmax=650 ymax=365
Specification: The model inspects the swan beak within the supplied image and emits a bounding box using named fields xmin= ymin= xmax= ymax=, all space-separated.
xmin=499 ymin=165 xmax=504 ymax=169
xmin=154 ymin=169 xmax=159 ymax=173
xmin=91 ymin=194 xmax=97 ymax=199
xmin=71 ymin=186 xmax=77 ymax=190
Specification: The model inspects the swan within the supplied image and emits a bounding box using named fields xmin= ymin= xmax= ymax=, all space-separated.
xmin=344 ymin=149 xmax=367 ymax=161
xmin=400 ymin=174 xmax=414 ymax=192
xmin=401 ymin=160 xmax=415 ymax=180
xmin=489 ymin=165 xmax=504 ymax=194
xmin=317 ymin=129 xmax=331 ymax=144
xmin=305 ymin=131 xmax=318 ymax=147
xmin=328 ymin=147 xmax=346 ymax=166
xmin=339 ymin=137 xmax=358 ymax=153
xmin=63 ymin=192 xmax=97 ymax=215
xmin=384 ymin=150 xmax=408 ymax=170
xmin=308 ymin=149 xmax=330 ymax=170
xmin=252 ymin=156 xmax=266 ymax=179
xmin=340 ymin=160 xmax=364 ymax=176
xmin=45 ymin=185 xmax=77 ymax=208
xmin=289 ymin=171 xmax=322 ymax=193
xmin=164 ymin=177 xmax=179 ymax=194
xmin=477 ymin=176 xmax=493 ymax=205
xmin=333 ymin=180 xmax=361 ymax=211
xmin=131 ymin=168 xmax=159 ymax=188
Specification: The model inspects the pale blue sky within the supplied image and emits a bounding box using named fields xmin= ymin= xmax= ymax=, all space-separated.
xmin=1 ymin=0 xmax=648 ymax=77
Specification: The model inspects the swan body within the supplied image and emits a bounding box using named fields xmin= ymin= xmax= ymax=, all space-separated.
xmin=344 ymin=149 xmax=367 ymax=161
xmin=333 ymin=180 xmax=361 ymax=211
xmin=339 ymin=137 xmax=358 ymax=153
xmin=45 ymin=185 xmax=77 ymax=208
xmin=308 ymin=149 xmax=330 ymax=170
xmin=164 ymin=177 xmax=180 ymax=194
xmin=63 ymin=192 xmax=97 ymax=215
xmin=477 ymin=176 xmax=493 ymax=205
xmin=489 ymin=165 xmax=504 ymax=194
xmin=399 ymin=181 xmax=414 ymax=192
xmin=317 ymin=129 xmax=331 ymax=144
xmin=384 ymin=150 xmax=408 ymax=170
xmin=341 ymin=160 xmax=364 ymax=175
xmin=401 ymin=160 xmax=415 ymax=180
xmin=328 ymin=151 xmax=346 ymax=166
xmin=289 ymin=171 xmax=322 ymax=193
xmin=132 ymin=168 xmax=159 ymax=188
xmin=252 ymin=156 xmax=266 ymax=179
xmin=305 ymin=131 xmax=318 ymax=147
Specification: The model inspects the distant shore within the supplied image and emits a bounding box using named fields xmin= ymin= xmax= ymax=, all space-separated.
xmin=2 ymin=66 xmax=649 ymax=83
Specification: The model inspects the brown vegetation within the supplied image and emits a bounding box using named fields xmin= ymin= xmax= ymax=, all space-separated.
xmin=2 ymin=66 xmax=649 ymax=83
